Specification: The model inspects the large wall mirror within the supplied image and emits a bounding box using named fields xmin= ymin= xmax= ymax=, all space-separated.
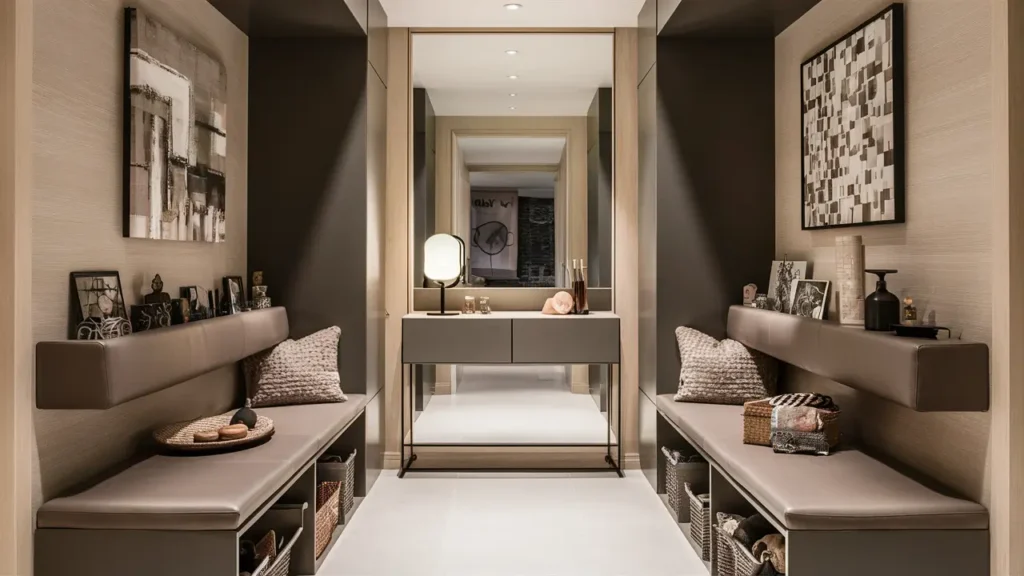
xmin=412 ymin=33 xmax=614 ymax=294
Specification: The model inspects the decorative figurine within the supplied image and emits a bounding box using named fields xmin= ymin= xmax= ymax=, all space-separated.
xmin=743 ymin=284 xmax=758 ymax=307
xmin=143 ymin=274 xmax=171 ymax=305
xmin=251 ymin=271 xmax=271 ymax=310
xmin=753 ymin=294 xmax=769 ymax=310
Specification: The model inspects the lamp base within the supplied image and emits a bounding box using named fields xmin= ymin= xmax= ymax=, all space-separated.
xmin=426 ymin=311 xmax=460 ymax=317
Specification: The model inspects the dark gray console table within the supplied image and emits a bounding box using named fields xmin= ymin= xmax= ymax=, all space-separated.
xmin=401 ymin=311 xmax=622 ymax=477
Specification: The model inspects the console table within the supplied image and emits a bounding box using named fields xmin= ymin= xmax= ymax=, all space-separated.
xmin=401 ymin=311 xmax=622 ymax=477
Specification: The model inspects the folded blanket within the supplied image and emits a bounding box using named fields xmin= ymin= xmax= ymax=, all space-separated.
xmin=753 ymin=533 xmax=786 ymax=574
xmin=769 ymin=392 xmax=836 ymax=410
xmin=733 ymin=513 xmax=775 ymax=550
xmin=771 ymin=429 xmax=830 ymax=456
xmin=716 ymin=512 xmax=745 ymax=537
xmin=771 ymin=405 xmax=823 ymax=433
xmin=660 ymin=447 xmax=706 ymax=465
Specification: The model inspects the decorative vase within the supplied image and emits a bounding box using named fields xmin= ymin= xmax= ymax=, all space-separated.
xmin=865 ymin=269 xmax=900 ymax=331
xmin=835 ymin=235 xmax=865 ymax=325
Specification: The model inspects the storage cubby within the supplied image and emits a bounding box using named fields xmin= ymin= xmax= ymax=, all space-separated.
xmin=241 ymin=503 xmax=307 ymax=576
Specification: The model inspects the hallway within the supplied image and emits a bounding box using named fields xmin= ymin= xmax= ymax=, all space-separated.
xmin=318 ymin=471 xmax=707 ymax=576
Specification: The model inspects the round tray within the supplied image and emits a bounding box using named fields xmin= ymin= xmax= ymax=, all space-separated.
xmin=154 ymin=411 xmax=275 ymax=453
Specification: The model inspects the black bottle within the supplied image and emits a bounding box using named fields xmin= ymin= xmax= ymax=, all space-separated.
xmin=865 ymin=269 xmax=900 ymax=331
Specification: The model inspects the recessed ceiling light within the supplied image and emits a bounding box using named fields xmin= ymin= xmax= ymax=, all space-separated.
xmin=510 ymin=106 xmax=517 ymax=110
xmin=506 ymin=49 xmax=519 ymax=56
xmin=509 ymin=93 xmax=517 ymax=97
xmin=508 ymin=75 xmax=518 ymax=80
xmin=504 ymin=3 xmax=523 ymax=10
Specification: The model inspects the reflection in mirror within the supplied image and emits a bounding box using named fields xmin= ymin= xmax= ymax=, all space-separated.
xmin=412 ymin=33 xmax=614 ymax=289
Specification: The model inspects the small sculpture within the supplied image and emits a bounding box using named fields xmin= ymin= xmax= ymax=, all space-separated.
xmin=143 ymin=274 xmax=171 ymax=304
xmin=542 ymin=291 xmax=574 ymax=315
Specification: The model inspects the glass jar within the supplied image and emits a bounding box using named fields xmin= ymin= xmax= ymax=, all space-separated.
xmin=463 ymin=295 xmax=477 ymax=315
xmin=478 ymin=296 xmax=491 ymax=315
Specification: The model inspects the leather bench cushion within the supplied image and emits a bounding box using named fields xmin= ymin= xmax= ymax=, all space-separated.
xmin=656 ymin=395 xmax=988 ymax=531
xmin=37 ymin=394 xmax=367 ymax=531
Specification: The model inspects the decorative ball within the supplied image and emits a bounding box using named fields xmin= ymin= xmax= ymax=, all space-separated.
xmin=230 ymin=407 xmax=258 ymax=430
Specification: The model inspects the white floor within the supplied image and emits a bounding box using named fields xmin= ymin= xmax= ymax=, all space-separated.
xmin=317 ymin=471 xmax=709 ymax=576
xmin=412 ymin=366 xmax=611 ymax=444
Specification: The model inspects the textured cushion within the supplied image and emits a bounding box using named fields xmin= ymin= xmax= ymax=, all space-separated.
xmin=245 ymin=326 xmax=347 ymax=408
xmin=674 ymin=326 xmax=777 ymax=405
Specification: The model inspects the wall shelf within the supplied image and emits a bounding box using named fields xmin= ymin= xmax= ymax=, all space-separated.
xmin=727 ymin=306 xmax=990 ymax=412
xmin=35 ymin=307 xmax=289 ymax=410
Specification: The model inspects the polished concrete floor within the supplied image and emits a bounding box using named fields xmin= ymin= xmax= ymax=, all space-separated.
xmin=318 ymin=471 xmax=708 ymax=576
xmin=412 ymin=366 xmax=611 ymax=444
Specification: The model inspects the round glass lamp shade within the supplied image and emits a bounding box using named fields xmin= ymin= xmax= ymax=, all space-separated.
xmin=424 ymin=234 xmax=463 ymax=283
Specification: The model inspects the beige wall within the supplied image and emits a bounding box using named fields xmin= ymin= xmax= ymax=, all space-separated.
xmin=0 ymin=0 xmax=34 ymax=572
xmin=32 ymin=0 xmax=248 ymax=509
xmin=778 ymin=0 xmax=1021 ymax=570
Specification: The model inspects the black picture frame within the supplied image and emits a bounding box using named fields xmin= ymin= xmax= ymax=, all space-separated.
xmin=69 ymin=271 xmax=128 ymax=338
xmin=223 ymin=276 xmax=245 ymax=315
xmin=179 ymin=286 xmax=201 ymax=311
xmin=800 ymin=3 xmax=906 ymax=231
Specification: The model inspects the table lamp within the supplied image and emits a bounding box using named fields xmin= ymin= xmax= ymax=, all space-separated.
xmin=424 ymin=233 xmax=465 ymax=316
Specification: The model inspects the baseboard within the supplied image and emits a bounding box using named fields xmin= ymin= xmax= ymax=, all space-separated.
xmin=395 ymin=446 xmax=616 ymax=470
xmin=624 ymin=452 xmax=641 ymax=470
xmin=383 ymin=451 xmax=403 ymax=470
xmin=434 ymin=382 xmax=452 ymax=395
xmin=571 ymin=381 xmax=590 ymax=394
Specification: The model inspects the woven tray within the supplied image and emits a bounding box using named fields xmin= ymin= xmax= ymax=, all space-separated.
xmin=154 ymin=411 xmax=275 ymax=453
xmin=742 ymin=399 xmax=840 ymax=448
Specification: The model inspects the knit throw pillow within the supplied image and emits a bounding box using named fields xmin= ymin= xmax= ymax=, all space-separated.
xmin=245 ymin=326 xmax=347 ymax=408
xmin=674 ymin=326 xmax=777 ymax=405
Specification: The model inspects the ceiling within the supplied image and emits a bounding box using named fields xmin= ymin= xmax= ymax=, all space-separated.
xmin=470 ymin=171 xmax=556 ymax=193
xmin=459 ymin=137 xmax=566 ymax=165
xmin=380 ymin=0 xmax=644 ymax=28
xmin=414 ymin=34 xmax=613 ymax=116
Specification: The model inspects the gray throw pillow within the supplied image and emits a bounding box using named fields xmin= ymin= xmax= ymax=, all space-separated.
xmin=674 ymin=326 xmax=776 ymax=405
xmin=245 ymin=326 xmax=347 ymax=408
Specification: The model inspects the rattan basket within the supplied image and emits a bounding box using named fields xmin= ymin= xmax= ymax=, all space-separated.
xmin=742 ymin=399 xmax=840 ymax=447
xmin=728 ymin=532 xmax=765 ymax=576
xmin=314 ymin=481 xmax=341 ymax=559
xmin=319 ymin=451 xmax=357 ymax=521
xmin=252 ymin=522 xmax=301 ymax=576
xmin=714 ymin=525 xmax=736 ymax=576
xmin=685 ymin=483 xmax=711 ymax=562
xmin=663 ymin=448 xmax=708 ymax=523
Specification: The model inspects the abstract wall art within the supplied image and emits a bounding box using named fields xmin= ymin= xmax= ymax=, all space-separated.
xmin=123 ymin=8 xmax=227 ymax=242
xmin=801 ymin=4 xmax=905 ymax=230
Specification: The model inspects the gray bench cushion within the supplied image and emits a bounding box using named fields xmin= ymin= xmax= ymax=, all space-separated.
xmin=656 ymin=395 xmax=988 ymax=531
xmin=37 ymin=394 xmax=367 ymax=531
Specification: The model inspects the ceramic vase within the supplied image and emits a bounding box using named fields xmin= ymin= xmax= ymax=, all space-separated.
xmin=835 ymin=235 xmax=865 ymax=325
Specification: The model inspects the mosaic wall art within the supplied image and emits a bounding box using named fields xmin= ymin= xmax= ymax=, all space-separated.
xmin=801 ymin=4 xmax=905 ymax=230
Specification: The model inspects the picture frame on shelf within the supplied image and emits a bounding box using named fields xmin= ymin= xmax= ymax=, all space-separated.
xmin=69 ymin=271 xmax=131 ymax=340
xmin=790 ymin=279 xmax=832 ymax=320
xmin=767 ymin=260 xmax=809 ymax=314
xmin=223 ymin=276 xmax=245 ymax=315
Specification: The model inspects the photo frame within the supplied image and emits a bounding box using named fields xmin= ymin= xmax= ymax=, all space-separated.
xmin=790 ymin=279 xmax=832 ymax=320
xmin=69 ymin=271 xmax=129 ymax=339
xmin=801 ymin=4 xmax=905 ymax=230
xmin=767 ymin=260 xmax=809 ymax=314
xmin=179 ymin=286 xmax=201 ymax=311
xmin=223 ymin=276 xmax=245 ymax=315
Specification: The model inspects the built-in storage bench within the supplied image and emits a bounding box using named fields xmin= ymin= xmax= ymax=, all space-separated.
xmin=652 ymin=306 xmax=991 ymax=576
xmin=34 ymin=308 xmax=372 ymax=576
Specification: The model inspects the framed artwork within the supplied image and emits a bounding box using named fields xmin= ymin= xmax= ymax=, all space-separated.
xmin=801 ymin=4 xmax=905 ymax=230
xmin=223 ymin=276 xmax=245 ymax=314
xmin=69 ymin=272 xmax=130 ymax=339
xmin=123 ymin=8 xmax=228 ymax=243
xmin=790 ymin=279 xmax=832 ymax=320
xmin=768 ymin=260 xmax=809 ymax=314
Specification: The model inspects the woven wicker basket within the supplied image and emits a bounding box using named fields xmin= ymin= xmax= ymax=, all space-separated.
xmin=664 ymin=452 xmax=708 ymax=523
xmin=714 ymin=525 xmax=736 ymax=576
xmin=319 ymin=451 xmax=357 ymax=522
xmin=742 ymin=399 xmax=841 ymax=448
xmin=252 ymin=524 xmax=302 ymax=576
xmin=729 ymin=533 xmax=765 ymax=576
xmin=314 ymin=481 xmax=341 ymax=559
xmin=685 ymin=483 xmax=711 ymax=562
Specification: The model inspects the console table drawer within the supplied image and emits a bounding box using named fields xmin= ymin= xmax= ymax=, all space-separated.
xmin=512 ymin=316 xmax=620 ymax=364
xmin=402 ymin=317 xmax=512 ymax=364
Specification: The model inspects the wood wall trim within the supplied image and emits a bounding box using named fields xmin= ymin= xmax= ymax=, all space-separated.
xmin=410 ymin=27 xmax=615 ymax=34
xmin=990 ymin=0 xmax=1024 ymax=572
xmin=613 ymin=27 xmax=640 ymax=462
xmin=0 ymin=0 xmax=33 ymax=571
xmin=384 ymin=27 xmax=412 ymax=462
